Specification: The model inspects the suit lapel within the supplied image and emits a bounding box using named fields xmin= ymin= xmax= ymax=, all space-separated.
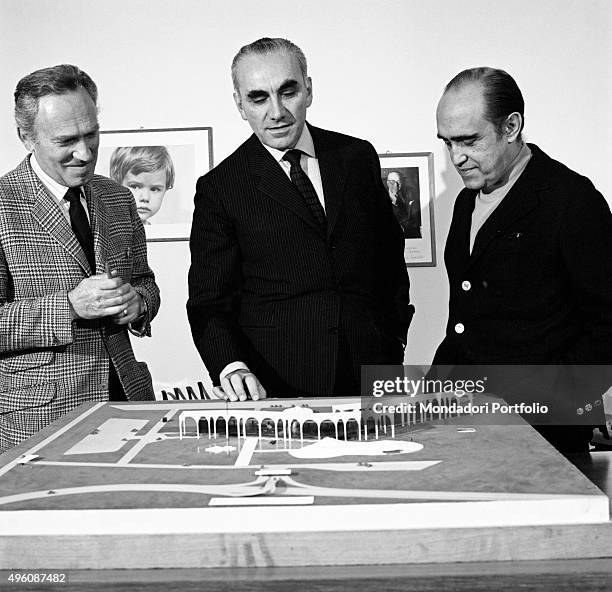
xmin=311 ymin=126 xmax=347 ymax=238
xmin=248 ymin=135 xmax=323 ymax=234
xmin=468 ymin=146 xmax=544 ymax=267
xmin=446 ymin=189 xmax=476 ymax=273
xmin=85 ymin=183 xmax=108 ymax=274
xmin=23 ymin=160 xmax=92 ymax=274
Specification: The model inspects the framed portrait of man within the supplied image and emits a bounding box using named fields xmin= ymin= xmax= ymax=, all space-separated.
xmin=380 ymin=152 xmax=436 ymax=266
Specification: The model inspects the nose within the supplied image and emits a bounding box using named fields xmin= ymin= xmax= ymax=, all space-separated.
xmin=268 ymin=95 xmax=286 ymax=121
xmin=137 ymin=189 xmax=149 ymax=203
xmin=449 ymin=144 xmax=467 ymax=167
xmin=73 ymin=139 xmax=92 ymax=163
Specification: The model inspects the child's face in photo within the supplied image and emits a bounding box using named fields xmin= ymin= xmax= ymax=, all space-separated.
xmin=122 ymin=170 xmax=168 ymax=222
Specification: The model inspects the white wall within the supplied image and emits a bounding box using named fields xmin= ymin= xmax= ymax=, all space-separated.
xmin=1 ymin=0 xmax=610 ymax=389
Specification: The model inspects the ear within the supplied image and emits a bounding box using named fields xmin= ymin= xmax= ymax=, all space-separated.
xmin=305 ymin=76 xmax=313 ymax=108
xmin=504 ymin=112 xmax=522 ymax=143
xmin=233 ymin=91 xmax=248 ymax=121
xmin=18 ymin=127 xmax=35 ymax=152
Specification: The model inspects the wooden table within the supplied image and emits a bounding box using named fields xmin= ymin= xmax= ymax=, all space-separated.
xmin=0 ymin=399 xmax=610 ymax=590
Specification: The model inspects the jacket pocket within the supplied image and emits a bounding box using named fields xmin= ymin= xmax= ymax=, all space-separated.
xmin=0 ymin=350 xmax=55 ymax=374
xmin=0 ymin=381 xmax=57 ymax=413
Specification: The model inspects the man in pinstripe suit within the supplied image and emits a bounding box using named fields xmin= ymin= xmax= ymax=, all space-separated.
xmin=0 ymin=65 xmax=160 ymax=453
xmin=188 ymin=38 xmax=413 ymax=401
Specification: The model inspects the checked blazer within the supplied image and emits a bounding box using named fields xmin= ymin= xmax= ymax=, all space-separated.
xmin=0 ymin=156 xmax=160 ymax=452
xmin=188 ymin=124 xmax=413 ymax=396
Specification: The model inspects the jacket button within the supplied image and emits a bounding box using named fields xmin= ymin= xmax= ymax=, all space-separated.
xmin=454 ymin=323 xmax=465 ymax=334
xmin=461 ymin=281 xmax=471 ymax=291
xmin=329 ymin=326 xmax=339 ymax=334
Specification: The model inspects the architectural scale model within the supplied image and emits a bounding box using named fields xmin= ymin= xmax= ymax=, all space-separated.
xmin=0 ymin=395 xmax=609 ymax=570
xmin=178 ymin=390 xmax=473 ymax=442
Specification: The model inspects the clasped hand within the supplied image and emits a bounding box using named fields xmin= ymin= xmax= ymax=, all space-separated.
xmin=68 ymin=270 xmax=143 ymax=325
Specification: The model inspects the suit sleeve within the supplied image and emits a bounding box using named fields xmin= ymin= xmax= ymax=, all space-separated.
xmin=187 ymin=176 xmax=246 ymax=383
xmin=366 ymin=143 xmax=414 ymax=345
xmin=559 ymin=179 xmax=612 ymax=364
xmin=0 ymin=253 xmax=74 ymax=353
xmin=0 ymin=196 xmax=74 ymax=353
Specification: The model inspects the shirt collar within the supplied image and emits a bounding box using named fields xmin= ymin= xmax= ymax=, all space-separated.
xmin=261 ymin=124 xmax=316 ymax=163
xmin=30 ymin=153 xmax=77 ymax=201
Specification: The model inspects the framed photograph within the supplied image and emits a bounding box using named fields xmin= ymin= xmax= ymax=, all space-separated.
xmin=379 ymin=152 xmax=436 ymax=267
xmin=96 ymin=127 xmax=214 ymax=242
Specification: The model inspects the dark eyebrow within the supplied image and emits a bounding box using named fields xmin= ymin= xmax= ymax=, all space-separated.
xmin=246 ymin=89 xmax=269 ymax=100
xmin=55 ymin=125 xmax=100 ymax=143
xmin=278 ymin=79 xmax=299 ymax=93
xmin=246 ymin=79 xmax=300 ymax=101
xmin=437 ymin=133 xmax=479 ymax=142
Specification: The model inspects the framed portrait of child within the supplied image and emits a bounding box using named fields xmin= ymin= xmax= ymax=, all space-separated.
xmin=96 ymin=127 xmax=213 ymax=241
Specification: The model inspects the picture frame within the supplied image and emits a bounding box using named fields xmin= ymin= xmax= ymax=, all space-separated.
xmin=96 ymin=127 xmax=214 ymax=242
xmin=379 ymin=152 xmax=436 ymax=267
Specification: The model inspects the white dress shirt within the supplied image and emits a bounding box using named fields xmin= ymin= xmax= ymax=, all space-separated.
xmin=30 ymin=153 xmax=89 ymax=222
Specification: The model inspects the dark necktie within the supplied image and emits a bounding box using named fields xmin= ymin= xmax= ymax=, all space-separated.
xmin=283 ymin=149 xmax=326 ymax=231
xmin=63 ymin=186 xmax=95 ymax=272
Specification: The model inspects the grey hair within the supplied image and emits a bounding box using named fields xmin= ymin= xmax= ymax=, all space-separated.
xmin=14 ymin=64 xmax=98 ymax=136
xmin=231 ymin=37 xmax=308 ymax=91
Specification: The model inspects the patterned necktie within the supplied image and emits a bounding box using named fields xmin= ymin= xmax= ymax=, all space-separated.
xmin=63 ymin=186 xmax=95 ymax=272
xmin=283 ymin=149 xmax=326 ymax=231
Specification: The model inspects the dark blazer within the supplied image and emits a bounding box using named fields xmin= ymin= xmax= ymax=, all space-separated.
xmin=0 ymin=157 xmax=160 ymax=452
xmin=434 ymin=144 xmax=612 ymax=365
xmin=188 ymin=124 xmax=413 ymax=396
xmin=432 ymin=144 xmax=612 ymax=430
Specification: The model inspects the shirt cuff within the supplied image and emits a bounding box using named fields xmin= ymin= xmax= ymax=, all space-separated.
xmin=128 ymin=293 xmax=148 ymax=336
xmin=220 ymin=361 xmax=250 ymax=381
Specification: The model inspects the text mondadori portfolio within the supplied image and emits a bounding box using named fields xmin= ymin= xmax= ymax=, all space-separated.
xmin=372 ymin=401 xmax=549 ymax=415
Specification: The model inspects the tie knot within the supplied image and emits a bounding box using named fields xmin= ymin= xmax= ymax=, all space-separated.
xmin=63 ymin=186 xmax=82 ymax=204
xmin=283 ymin=149 xmax=303 ymax=166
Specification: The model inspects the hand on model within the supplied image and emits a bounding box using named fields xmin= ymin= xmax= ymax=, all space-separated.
xmin=213 ymin=369 xmax=267 ymax=402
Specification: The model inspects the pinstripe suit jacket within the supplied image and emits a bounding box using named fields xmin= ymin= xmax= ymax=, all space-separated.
xmin=0 ymin=156 xmax=160 ymax=452
xmin=188 ymin=125 xmax=413 ymax=396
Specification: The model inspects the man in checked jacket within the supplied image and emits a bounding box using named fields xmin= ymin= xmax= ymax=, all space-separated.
xmin=0 ymin=65 xmax=160 ymax=453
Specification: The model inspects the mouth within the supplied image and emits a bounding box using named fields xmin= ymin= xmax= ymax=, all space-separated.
xmin=267 ymin=124 xmax=292 ymax=135
xmin=67 ymin=163 xmax=92 ymax=173
xmin=137 ymin=207 xmax=150 ymax=214
xmin=457 ymin=167 xmax=477 ymax=175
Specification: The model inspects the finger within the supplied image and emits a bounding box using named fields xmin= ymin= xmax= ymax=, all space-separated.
xmin=97 ymin=303 xmax=131 ymax=318
xmin=244 ymin=374 xmax=263 ymax=401
xmin=98 ymin=284 xmax=132 ymax=298
xmin=97 ymin=292 xmax=133 ymax=309
xmin=229 ymin=372 xmax=249 ymax=402
xmin=212 ymin=386 xmax=227 ymax=400
xmin=220 ymin=375 xmax=238 ymax=402
xmin=104 ymin=263 xmax=119 ymax=278
xmin=110 ymin=310 xmax=133 ymax=325
xmin=90 ymin=276 xmax=126 ymax=289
